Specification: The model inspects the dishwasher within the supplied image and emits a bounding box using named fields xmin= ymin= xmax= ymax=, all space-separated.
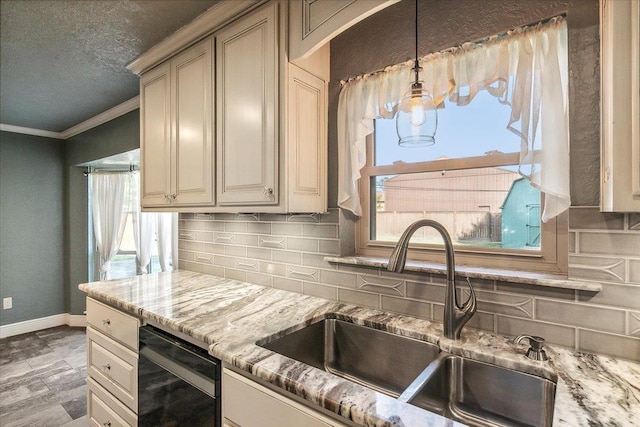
xmin=138 ymin=325 xmax=221 ymax=426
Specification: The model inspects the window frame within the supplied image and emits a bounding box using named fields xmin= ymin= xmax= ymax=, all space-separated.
xmin=356 ymin=135 xmax=568 ymax=274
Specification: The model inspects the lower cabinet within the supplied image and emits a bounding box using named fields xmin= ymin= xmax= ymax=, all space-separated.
xmin=86 ymin=297 xmax=140 ymax=426
xmin=88 ymin=378 xmax=137 ymax=427
xmin=222 ymin=367 xmax=347 ymax=427
xmin=85 ymin=297 xmax=347 ymax=427
xmin=87 ymin=328 xmax=138 ymax=412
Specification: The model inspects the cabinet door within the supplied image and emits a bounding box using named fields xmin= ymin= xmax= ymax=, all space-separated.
xmin=216 ymin=3 xmax=278 ymax=206
xmin=172 ymin=38 xmax=214 ymax=205
xmin=600 ymin=0 xmax=640 ymax=211
xmin=87 ymin=327 xmax=138 ymax=413
xmin=140 ymin=63 xmax=171 ymax=207
xmin=88 ymin=378 xmax=137 ymax=427
xmin=223 ymin=369 xmax=346 ymax=427
xmin=287 ymin=64 xmax=327 ymax=213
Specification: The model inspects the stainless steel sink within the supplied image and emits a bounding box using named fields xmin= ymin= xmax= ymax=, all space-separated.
xmin=258 ymin=319 xmax=441 ymax=397
xmin=260 ymin=320 xmax=556 ymax=426
xmin=401 ymin=354 xmax=557 ymax=427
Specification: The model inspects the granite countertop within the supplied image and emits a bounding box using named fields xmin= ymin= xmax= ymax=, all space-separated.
xmin=79 ymin=270 xmax=640 ymax=427
xmin=324 ymin=256 xmax=602 ymax=292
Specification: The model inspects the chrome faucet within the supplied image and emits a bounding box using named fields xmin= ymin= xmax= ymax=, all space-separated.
xmin=387 ymin=219 xmax=477 ymax=340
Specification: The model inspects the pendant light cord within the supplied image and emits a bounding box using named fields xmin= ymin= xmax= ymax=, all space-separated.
xmin=415 ymin=0 xmax=419 ymax=64
xmin=413 ymin=0 xmax=420 ymax=83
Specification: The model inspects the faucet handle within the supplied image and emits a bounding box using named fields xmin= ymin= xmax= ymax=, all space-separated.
xmin=460 ymin=277 xmax=477 ymax=314
xmin=515 ymin=335 xmax=549 ymax=361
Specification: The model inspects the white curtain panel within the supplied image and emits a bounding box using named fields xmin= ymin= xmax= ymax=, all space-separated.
xmin=156 ymin=212 xmax=173 ymax=272
xmin=131 ymin=173 xmax=156 ymax=274
xmin=338 ymin=17 xmax=569 ymax=222
xmin=134 ymin=212 xmax=156 ymax=274
xmin=91 ymin=173 xmax=129 ymax=280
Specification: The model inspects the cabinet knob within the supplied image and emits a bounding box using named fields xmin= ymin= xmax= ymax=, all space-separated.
xmin=264 ymin=187 xmax=274 ymax=200
xmin=171 ymin=193 xmax=177 ymax=199
xmin=102 ymin=319 xmax=110 ymax=326
xmin=103 ymin=421 xmax=112 ymax=427
xmin=103 ymin=364 xmax=111 ymax=371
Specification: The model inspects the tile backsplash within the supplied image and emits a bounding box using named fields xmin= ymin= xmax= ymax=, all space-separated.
xmin=178 ymin=207 xmax=640 ymax=361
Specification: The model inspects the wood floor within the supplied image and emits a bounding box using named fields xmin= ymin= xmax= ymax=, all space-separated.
xmin=0 ymin=326 xmax=87 ymax=426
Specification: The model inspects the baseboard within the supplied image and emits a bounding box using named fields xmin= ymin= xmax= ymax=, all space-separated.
xmin=66 ymin=314 xmax=87 ymax=327
xmin=0 ymin=313 xmax=87 ymax=339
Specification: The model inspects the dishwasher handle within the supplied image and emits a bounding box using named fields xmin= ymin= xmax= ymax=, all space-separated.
xmin=139 ymin=343 xmax=218 ymax=398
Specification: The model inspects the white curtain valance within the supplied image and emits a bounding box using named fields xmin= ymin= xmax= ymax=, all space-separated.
xmin=338 ymin=17 xmax=569 ymax=222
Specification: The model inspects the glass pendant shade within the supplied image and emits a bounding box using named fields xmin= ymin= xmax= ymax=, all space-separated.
xmin=396 ymin=82 xmax=438 ymax=146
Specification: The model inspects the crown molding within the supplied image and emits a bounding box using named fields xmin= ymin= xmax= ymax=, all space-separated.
xmin=0 ymin=96 xmax=140 ymax=141
xmin=0 ymin=124 xmax=63 ymax=139
xmin=126 ymin=0 xmax=264 ymax=75
xmin=60 ymin=96 xmax=139 ymax=139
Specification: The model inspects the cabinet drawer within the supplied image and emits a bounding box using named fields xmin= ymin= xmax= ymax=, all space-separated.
xmin=223 ymin=369 xmax=345 ymax=427
xmin=88 ymin=327 xmax=138 ymax=413
xmin=88 ymin=377 xmax=137 ymax=427
xmin=87 ymin=297 xmax=140 ymax=350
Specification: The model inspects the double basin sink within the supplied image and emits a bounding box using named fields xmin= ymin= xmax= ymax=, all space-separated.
xmin=259 ymin=319 xmax=556 ymax=427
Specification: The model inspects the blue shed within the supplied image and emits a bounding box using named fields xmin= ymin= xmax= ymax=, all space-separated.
xmin=500 ymin=178 xmax=541 ymax=249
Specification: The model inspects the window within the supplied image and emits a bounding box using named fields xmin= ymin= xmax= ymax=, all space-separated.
xmin=337 ymin=18 xmax=570 ymax=274
xmin=357 ymin=91 xmax=567 ymax=274
xmin=88 ymin=170 xmax=176 ymax=281
xmin=108 ymin=202 xmax=168 ymax=280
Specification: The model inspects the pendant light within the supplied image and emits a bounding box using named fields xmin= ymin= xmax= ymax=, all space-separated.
xmin=396 ymin=0 xmax=437 ymax=146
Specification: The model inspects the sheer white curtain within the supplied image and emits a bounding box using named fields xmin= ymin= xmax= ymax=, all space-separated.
xmin=131 ymin=173 xmax=154 ymax=274
xmin=91 ymin=173 xmax=129 ymax=280
xmin=338 ymin=17 xmax=569 ymax=222
xmin=133 ymin=211 xmax=156 ymax=274
xmin=156 ymin=213 xmax=174 ymax=272
xmin=131 ymin=173 xmax=174 ymax=274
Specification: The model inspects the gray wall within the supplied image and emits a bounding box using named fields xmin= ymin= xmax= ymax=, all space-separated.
xmin=0 ymin=109 xmax=139 ymax=326
xmin=64 ymin=109 xmax=139 ymax=315
xmin=0 ymin=132 xmax=65 ymax=325
xmin=328 ymin=0 xmax=600 ymax=208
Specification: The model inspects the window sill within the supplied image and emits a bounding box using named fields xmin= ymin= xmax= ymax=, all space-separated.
xmin=324 ymin=256 xmax=602 ymax=292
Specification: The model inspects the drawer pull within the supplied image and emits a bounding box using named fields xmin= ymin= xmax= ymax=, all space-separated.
xmin=103 ymin=364 xmax=111 ymax=371
xmin=102 ymin=319 xmax=111 ymax=326
xmin=103 ymin=421 xmax=112 ymax=427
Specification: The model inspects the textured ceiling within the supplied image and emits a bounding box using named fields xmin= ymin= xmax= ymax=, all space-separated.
xmin=0 ymin=0 xmax=220 ymax=132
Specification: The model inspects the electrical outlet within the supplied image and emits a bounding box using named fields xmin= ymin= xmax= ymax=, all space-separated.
xmin=3 ymin=297 xmax=12 ymax=310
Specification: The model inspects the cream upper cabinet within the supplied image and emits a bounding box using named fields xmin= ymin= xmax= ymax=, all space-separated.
xmin=140 ymin=38 xmax=214 ymax=208
xmin=140 ymin=63 xmax=171 ymax=207
xmin=171 ymin=39 xmax=214 ymax=206
xmin=216 ymin=3 xmax=278 ymax=206
xmin=136 ymin=0 xmax=328 ymax=213
xmin=288 ymin=0 xmax=399 ymax=63
xmin=600 ymin=0 xmax=640 ymax=212
xmin=287 ymin=63 xmax=327 ymax=213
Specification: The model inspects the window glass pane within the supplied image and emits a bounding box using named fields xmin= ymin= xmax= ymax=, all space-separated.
xmin=375 ymin=90 xmax=520 ymax=166
xmin=110 ymin=254 xmax=137 ymax=279
xmin=372 ymin=167 xmax=541 ymax=250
